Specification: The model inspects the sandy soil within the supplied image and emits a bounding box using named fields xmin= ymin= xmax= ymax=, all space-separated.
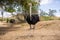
xmin=0 ymin=20 xmax=60 ymax=40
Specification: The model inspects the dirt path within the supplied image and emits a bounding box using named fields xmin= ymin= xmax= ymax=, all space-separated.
xmin=0 ymin=20 xmax=60 ymax=40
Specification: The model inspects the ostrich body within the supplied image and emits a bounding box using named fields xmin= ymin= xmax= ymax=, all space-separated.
xmin=9 ymin=19 xmax=15 ymax=27
xmin=9 ymin=19 xmax=15 ymax=23
xmin=26 ymin=14 xmax=39 ymax=29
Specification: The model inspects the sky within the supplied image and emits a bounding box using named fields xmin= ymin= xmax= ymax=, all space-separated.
xmin=0 ymin=0 xmax=60 ymax=18
xmin=40 ymin=0 xmax=60 ymax=17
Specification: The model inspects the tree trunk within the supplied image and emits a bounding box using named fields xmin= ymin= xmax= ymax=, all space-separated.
xmin=1 ymin=11 xmax=3 ymax=21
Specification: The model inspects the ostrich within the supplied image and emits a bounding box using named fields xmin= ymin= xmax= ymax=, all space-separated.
xmin=9 ymin=19 xmax=15 ymax=23
xmin=25 ymin=3 xmax=40 ymax=29
xmin=9 ymin=19 xmax=15 ymax=27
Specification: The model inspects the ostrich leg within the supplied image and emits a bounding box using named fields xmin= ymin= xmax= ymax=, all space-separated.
xmin=30 ymin=24 xmax=32 ymax=29
xmin=33 ymin=25 xmax=35 ymax=29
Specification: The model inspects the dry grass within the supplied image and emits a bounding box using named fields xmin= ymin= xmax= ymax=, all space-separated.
xmin=0 ymin=20 xmax=60 ymax=40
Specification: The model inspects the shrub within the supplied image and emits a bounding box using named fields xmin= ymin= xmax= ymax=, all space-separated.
xmin=40 ymin=16 xmax=54 ymax=21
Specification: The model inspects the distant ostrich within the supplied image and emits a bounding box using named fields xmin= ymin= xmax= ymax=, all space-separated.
xmin=26 ymin=14 xmax=39 ymax=29
xmin=9 ymin=19 xmax=15 ymax=23
xmin=9 ymin=19 xmax=15 ymax=27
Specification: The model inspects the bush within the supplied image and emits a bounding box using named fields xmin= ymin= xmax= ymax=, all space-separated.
xmin=58 ymin=18 xmax=60 ymax=20
xmin=40 ymin=16 xmax=54 ymax=21
xmin=0 ymin=19 xmax=3 ymax=21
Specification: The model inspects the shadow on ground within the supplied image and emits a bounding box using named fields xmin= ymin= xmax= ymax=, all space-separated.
xmin=0 ymin=27 xmax=20 ymax=35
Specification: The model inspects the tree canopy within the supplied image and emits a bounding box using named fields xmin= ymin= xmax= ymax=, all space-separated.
xmin=0 ymin=0 xmax=39 ymax=13
xmin=48 ymin=9 xmax=57 ymax=16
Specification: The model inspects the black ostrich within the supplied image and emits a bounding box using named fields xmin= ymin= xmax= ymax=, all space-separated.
xmin=9 ymin=19 xmax=15 ymax=27
xmin=26 ymin=14 xmax=39 ymax=29
xmin=25 ymin=3 xmax=40 ymax=29
xmin=9 ymin=19 xmax=15 ymax=23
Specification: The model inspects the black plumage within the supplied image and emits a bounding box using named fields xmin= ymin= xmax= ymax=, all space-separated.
xmin=26 ymin=14 xmax=39 ymax=29
xmin=9 ymin=19 xmax=15 ymax=23
xmin=9 ymin=19 xmax=15 ymax=27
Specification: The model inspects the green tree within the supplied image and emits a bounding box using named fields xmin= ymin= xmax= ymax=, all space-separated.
xmin=0 ymin=0 xmax=40 ymax=21
xmin=0 ymin=0 xmax=39 ymax=13
xmin=40 ymin=9 xmax=48 ymax=16
xmin=5 ymin=6 xmax=15 ymax=17
xmin=48 ymin=9 xmax=57 ymax=16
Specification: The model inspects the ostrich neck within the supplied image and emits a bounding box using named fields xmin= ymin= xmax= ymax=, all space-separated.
xmin=30 ymin=5 xmax=32 ymax=20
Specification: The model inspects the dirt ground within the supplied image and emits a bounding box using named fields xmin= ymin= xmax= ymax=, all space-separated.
xmin=0 ymin=20 xmax=60 ymax=40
